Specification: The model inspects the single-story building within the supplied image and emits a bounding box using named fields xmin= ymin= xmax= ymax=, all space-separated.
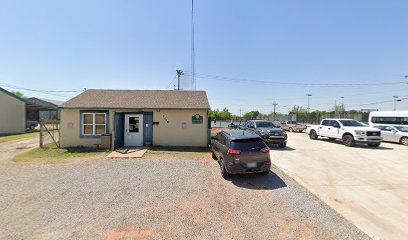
xmin=26 ymin=97 xmax=63 ymax=121
xmin=59 ymin=89 xmax=210 ymax=148
xmin=0 ymin=87 xmax=26 ymax=135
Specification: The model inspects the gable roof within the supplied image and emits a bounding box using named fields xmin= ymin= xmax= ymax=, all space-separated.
xmin=60 ymin=89 xmax=210 ymax=110
xmin=26 ymin=97 xmax=64 ymax=110
xmin=0 ymin=87 xmax=26 ymax=103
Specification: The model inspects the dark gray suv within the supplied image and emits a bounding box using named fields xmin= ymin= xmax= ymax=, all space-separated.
xmin=244 ymin=120 xmax=287 ymax=148
xmin=211 ymin=130 xmax=271 ymax=178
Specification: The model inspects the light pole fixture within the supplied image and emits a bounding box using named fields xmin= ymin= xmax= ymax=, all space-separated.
xmin=306 ymin=94 xmax=312 ymax=113
xmin=393 ymin=96 xmax=401 ymax=111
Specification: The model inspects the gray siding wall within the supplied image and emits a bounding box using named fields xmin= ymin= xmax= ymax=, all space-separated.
xmin=113 ymin=111 xmax=153 ymax=149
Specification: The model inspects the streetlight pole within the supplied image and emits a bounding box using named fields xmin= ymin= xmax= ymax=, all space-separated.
xmin=393 ymin=96 xmax=401 ymax=111
xmin=272 ymin=102 xmax=278 ymax=121
xmin=306 ymin=94 xmax=312 ymax=113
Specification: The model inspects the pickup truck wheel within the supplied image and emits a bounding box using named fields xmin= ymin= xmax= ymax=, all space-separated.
xmin=400 ymin=137 xmax=408 ymax=146
xmin=289 ymin=127 xmax=293 ymax=132
xmin=220 ymin=159 xmax=230 ymax=179
xmin=309 ymin=130 xmax=318 ymax=140
xmin=342 ymin=134 xmax=355 ymax=147
xmin=368 ymin=143 xmax=381 ymax=147
xmin=212 ymin=151 xmax=217 ymax=160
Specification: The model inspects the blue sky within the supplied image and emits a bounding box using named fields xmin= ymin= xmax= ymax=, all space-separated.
xmin=0 ymin=0 xmax=407 ymax=114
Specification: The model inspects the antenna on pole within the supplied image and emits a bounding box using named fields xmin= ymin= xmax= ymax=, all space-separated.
xmin=191 ymin=0 xmax=196 ymax=90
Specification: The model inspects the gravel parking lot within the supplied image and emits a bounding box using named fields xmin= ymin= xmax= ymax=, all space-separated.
xmin=0 ymin=150 xmax=368 ymax=239
xmin=272 ymin=132 xmax=408 ymax=240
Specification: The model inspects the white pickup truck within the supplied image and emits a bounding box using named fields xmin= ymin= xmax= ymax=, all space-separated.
xmin=307 ymin=119 xmax=383 ymax=147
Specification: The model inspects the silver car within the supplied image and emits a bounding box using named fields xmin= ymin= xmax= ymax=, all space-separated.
xmin=375 ymin=125 xmax=408 ymax=146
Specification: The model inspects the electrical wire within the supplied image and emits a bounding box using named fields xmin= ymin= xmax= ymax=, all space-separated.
xmin=0 ymin=83 xmax=82 ymax=98
xmin=185 ymin=72 xmax=407 ymax=87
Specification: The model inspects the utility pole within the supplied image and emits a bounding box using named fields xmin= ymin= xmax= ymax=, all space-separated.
xmin=191 ymin=0 xmax=196 ymax=89
xmin=176 ymin=69 xmax=184 ymax=91
xmin=272 ymin=102 xmax=278 ymax=121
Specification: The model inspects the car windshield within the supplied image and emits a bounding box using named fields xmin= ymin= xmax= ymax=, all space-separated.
xmin=339 ymin=120 xmax=366 ymax=127
xmin=230 ymin=139 xmax=266 ymax=151
xmin=256 ymin=121 xmax=276 ymax=128
xmin=394 ymin=126 xmax=408 ymax=132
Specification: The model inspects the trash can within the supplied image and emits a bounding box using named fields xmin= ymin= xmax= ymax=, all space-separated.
xmin=101 ymin=134 xmax=112 ymax=149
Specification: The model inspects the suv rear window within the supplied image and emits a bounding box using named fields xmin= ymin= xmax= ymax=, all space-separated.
xmin=230 ymin=139 xmax=266 ymax=151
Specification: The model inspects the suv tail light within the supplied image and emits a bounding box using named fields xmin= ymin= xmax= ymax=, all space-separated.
xmin=227 ymin=149 xmax=241 ymax=155
xmin=261 ymin=147 xmax=270 ymax=153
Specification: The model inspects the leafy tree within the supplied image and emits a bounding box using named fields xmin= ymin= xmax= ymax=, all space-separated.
xmin=243 ymin=110 xmax=260 ymax=120
xmin=289 ymin=105 xmax=308 ymax=122
xmin=219 ymin=107 xmax=232 ymax=120
xmin=11 ymin=91 xmax=27 ymax=99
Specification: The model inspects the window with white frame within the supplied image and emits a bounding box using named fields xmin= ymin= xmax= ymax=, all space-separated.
xmin=82 ymin=113 xmax=106 ymax=135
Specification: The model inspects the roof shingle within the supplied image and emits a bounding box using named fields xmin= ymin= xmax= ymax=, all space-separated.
xmin=60 ymin=89 xmax=210 ymax=110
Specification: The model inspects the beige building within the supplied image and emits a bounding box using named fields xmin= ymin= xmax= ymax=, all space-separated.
xmin=0 ymin=88 xmax=26 ymax=135
xmin=59 ymin=89 xmax=210 ymax=148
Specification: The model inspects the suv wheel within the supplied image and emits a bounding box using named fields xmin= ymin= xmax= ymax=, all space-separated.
xmin=309 ymin=130 xmax=318 ymax=140
xmin=400 ymin=137 xmax=408 ymax=146
xmin=279 ymin=141 xmax=287 ymax=148
xmin=219 ymin=159 xmax=230 ymax=179
xmin=342 ymin=134 xmax=355 ymax=147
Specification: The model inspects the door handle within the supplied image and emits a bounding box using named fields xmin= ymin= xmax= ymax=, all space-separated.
xmin=319 ymin=127 xmax=322 ymax=129
xmin=328 ymin=128 xmax=331 ymax=130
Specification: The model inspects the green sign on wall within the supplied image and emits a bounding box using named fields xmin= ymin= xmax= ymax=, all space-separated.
xmin=192 ymin=114 xmax=203 ymax=124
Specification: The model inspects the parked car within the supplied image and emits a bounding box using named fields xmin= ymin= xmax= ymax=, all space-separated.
xmin=280 ymin=121 xmax=307 ymax=132
xmin=375 ymin=125 xmax=408 ymax=146
xmin=210 ymin=130 xmax=271 ymax=178
xmin=307 ymin=119 xmax=382 ymax=147
xmin=26 ymin=120 xmax=38 ymax=130
xmin=242 ymin=120 xmax=287 ymax=148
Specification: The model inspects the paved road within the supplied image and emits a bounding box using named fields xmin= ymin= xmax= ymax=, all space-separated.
xmin=0 ymin=151 xmax=368 ymax=239
xmin=272 ymin=132 xmax=408 ymax=240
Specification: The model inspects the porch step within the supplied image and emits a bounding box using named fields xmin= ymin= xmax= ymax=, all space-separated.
xmin=107 ymin=147 xmax=148 ymax=158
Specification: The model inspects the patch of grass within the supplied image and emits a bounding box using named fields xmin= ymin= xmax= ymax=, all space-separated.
xmin=0 ymin=131 xmax=39 ymax=144
xmin=12 ymin=145 xmax=110 ymax=164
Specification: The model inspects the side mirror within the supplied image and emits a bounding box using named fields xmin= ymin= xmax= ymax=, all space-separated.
xmin=333 ymin=124 xmax=340 ymax=128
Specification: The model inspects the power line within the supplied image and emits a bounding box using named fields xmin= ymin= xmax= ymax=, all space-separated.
xmin=185 ymin=72 xmax=407 ymax=87
xmin=166 ymin=74 xmax=178 ymax=89
xmin=0 ymin=83 xmax=82 ymax=98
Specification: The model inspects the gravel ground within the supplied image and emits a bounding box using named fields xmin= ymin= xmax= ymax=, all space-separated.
xmin=0 ymin=151 xmax=369 ymax=240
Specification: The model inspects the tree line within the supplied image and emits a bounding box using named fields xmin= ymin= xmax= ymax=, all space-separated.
xmin=209 ymin=104 xmax=366 ymax=123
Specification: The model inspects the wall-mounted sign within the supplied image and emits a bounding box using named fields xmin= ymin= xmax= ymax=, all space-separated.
xmin=192 ymin=114 xmax=203 ymax=124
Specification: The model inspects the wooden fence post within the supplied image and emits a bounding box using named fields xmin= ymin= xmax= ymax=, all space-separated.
xmin=40 ymin=121 xmax=43 ymax=148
